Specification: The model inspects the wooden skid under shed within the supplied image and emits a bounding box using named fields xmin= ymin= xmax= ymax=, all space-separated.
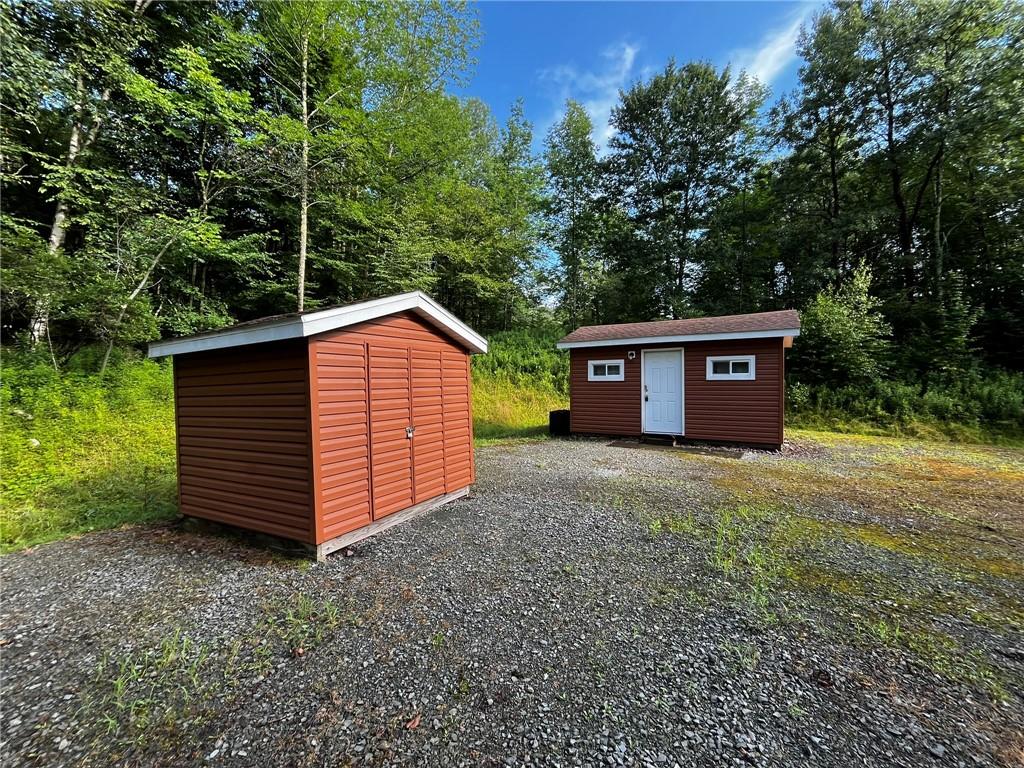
xmin=314 ymin=486 xmax=470 ymax=561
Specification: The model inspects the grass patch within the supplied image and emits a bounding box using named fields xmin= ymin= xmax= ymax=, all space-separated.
xmin=260 ymin=593 xmax=347 ymax=657
xmin=83 ymin=630 xmax=237 ymax=753
xmin=599 ymin=437 xmax=1022 ymax=698
xmin=471 ymin=374 xmax=565 ymax=442
xmin=648 ymin=512 xmax=696 ymax=537
xmin=79 ymin=591 xmax=353 ymax=756
xmin=1 ymin=356 xmax=179 ymax=552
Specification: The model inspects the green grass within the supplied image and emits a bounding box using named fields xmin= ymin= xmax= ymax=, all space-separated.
xmin=2 ymin=354 xmax=179 ymax=552
xmin=471 ymin=374 xmax=566 ymax=443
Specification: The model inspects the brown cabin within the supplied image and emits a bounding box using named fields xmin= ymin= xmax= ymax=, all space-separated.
xmin=556 ymin=310 xmax=801 ymax=449
xmin=148 ymin=292 xmax=487 ymax=560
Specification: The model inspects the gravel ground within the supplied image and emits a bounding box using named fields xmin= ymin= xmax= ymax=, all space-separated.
xmin=2 ymin=436 xmax=1022 ymax=767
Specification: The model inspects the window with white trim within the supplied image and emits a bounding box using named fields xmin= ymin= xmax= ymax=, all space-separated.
xmin=706 ymin=355 xmax=756 ymax=381
xmin=588 ymin=359 xmax=624 ymax=382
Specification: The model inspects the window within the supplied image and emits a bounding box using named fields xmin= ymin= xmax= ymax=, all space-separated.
xmin=706 ymin=355 xmax=755 ymax=381
xmin=588 ymin=359 xmax=625 ymax=382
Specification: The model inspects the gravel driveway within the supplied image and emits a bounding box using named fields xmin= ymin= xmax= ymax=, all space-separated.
xmin=2 ymin=435 xmax=1023 ymax=767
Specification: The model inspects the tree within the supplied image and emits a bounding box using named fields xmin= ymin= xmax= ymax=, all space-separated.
xmin=24 ymin=0 xmax=156 ymax=348
xmin=544 ymin=100 xmax=600 ymax=328
xmin=790 ymin=264 xmax=891 ymax=386
xmin=603 ymin=61 xmax=764 ymax=319
xmin=252 ymin=0 xmax=366 ymax=312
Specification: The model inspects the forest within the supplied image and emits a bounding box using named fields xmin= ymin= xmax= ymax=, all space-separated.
xmin=2 ymin=0 xmax=1023 ymax=452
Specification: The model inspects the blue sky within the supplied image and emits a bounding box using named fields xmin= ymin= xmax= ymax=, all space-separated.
xmin=455 ymin=1 xmax=821 ymax=151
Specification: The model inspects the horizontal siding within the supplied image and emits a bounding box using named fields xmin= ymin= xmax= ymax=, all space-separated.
xmin=174 ymin=340 xmax=314 ymax=544
xmin=369 ymin=345 xmax=415 ymax=519
xmin=413 ymin=349 xmax=446 ymax=502
xmin=569 ymin=346 xmax=643 ymax=436
xmin=442 ymin=350 xmax=473 ymax=489
xmin=684 ymin=338 xmax=783 ymax=446
xmin=309 ymin=311 xmax=476 ymax=543
xmin=310 ymin=340 xmax=372 ymax=541
xmin=569 ymin=338 xmax=786 ymax=445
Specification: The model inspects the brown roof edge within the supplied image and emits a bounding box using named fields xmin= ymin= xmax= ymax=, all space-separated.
xmin=556 ymin=309 xmax=801 ymax=347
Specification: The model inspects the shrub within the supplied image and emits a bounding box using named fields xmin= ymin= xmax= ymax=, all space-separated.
xmin=787 ymin=369 xmax=1024 ymax=442
xmin=790 ymin=264 xmax=891 ymax=387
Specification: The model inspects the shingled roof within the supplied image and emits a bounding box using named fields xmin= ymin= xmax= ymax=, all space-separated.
xmin=556 ymin=309 xmax=800 ymax=349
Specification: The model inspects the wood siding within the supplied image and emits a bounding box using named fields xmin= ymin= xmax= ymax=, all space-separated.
xmin=308 ymin=312 xmax=475 ymax=544
xmin=569 ymin=337 xmax=785 ymax=446
xmin=173 ymin=340 xmax=315 ymax=543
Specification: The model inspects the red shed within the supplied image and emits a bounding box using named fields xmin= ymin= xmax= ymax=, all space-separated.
xmin=148 ymin=292 xmax=487 ymax=560
xmin=556 ymin=310 xmax=800 ymax=449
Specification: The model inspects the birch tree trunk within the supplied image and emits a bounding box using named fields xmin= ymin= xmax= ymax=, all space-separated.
xmin=297 ymin=29 xmax=310 ymax=313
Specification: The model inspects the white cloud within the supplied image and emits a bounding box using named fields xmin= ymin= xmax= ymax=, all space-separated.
xmin=728 ymin=3 xmax=818 ymax=88
xmin=538 ymin=42 xmax=640 ymax=151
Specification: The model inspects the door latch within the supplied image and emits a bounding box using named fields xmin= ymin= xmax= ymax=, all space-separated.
xmin=406 ymin=425 xmax=415 ymax=439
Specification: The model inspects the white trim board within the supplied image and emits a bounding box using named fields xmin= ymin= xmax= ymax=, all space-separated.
xmin=148 ymin=291 xmax=488 ymax=358
xmin=557 ymin=327 xmax=800 ymax=350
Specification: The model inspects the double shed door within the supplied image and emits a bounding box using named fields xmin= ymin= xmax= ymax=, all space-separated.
xmin=368 ymin=344 xmax=472 ymax=519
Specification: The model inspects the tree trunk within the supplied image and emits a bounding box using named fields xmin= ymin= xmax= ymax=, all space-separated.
xmin=30 ymin=77 xmax=88 ymax=351
xmin=827 ymin=110 xmax=841 ymax=274
xmin=933 ymin=142 xmax=944 ymax=305
xmin=297 ymin=30 xmax=310 ymax=313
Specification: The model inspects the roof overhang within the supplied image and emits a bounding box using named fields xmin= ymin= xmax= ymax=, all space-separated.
xmin=555 ymin=327 xmax=801 ymax=350
xmin=148 ymin=291 xmax=488 ymax=358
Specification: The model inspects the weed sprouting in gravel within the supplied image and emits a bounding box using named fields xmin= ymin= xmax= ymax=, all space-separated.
xmin=261 ymin=593 xmax=346 ymax=656
xmin=861 ymin=616 xmax=904 ymax=646
xmin=82 ymin=630 xmax=225 ymax=754
xmin=722 ymin=641 xmax=761 ymax=672
xmin=647 ymin=580 xmax=682 ymax=607
xmin=648 ymin=512 xmax=696 ymax=536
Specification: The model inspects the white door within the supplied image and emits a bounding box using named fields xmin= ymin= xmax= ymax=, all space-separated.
xmin=643 ymin=350 xmax=683 ymax=435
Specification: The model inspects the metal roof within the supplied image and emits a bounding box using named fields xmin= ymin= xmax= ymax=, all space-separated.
xmin=148 ymin=291 xmax=488 ymax=358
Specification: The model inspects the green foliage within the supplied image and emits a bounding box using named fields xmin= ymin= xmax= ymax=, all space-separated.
xmin=471 ymin=329 xmax=568 ymax=441
xmin=601 ymin=60 xmax=765 ymax=320
xmin=788 ymin=369 xmax=1024 ymax=442
xmin=790 ymin=264 xmax=892 ymax=386
xmin=544 ymin=100 xmax=601 ymax=327
xmin=1 ymin=350 xmax=178 ymax=551
xmin=471 ymin=328 xmax=568 ymax=394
